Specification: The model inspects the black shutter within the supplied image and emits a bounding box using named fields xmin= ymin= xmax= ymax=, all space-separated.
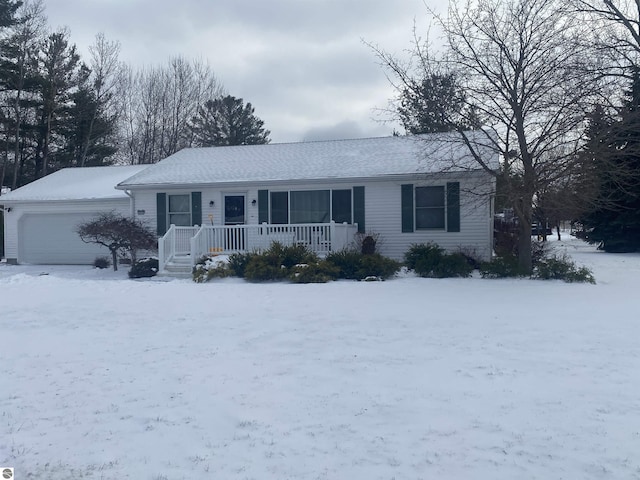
xmin=191 ymin=191 xmax=202 ymax=226
xmin=353 ymin=186 xmax=365 ymax=233
xmin=258 ymin=189 xmax=269 ymax=223
xmin=156 ymin=193 xmax=167 ymax=236
xmin=401 ymin=184 xmax=414 ymax=233
xmin=446 ymin=182 xmax=460 ymax=232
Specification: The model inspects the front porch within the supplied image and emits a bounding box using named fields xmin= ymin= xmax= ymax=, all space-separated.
xmin=158 ymin=221 xmax=358 ymax=275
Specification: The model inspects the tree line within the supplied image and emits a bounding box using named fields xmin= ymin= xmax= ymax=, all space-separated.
xmin=0 ymin=0 xmax=270 ymax=190
xmin=374 ymin=0 xmax=640 ymax=268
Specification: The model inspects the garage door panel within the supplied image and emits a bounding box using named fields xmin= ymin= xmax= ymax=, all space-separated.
xmin=20 ymin=213 xmax=113 ymax=264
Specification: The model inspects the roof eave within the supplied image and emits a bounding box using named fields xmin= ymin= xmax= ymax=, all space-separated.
xmin=116 ymin=169 xmax=491 ymax=191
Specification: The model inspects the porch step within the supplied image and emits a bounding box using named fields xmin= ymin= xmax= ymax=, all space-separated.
xmin=158 ymin=255 xmax=193 ymax=278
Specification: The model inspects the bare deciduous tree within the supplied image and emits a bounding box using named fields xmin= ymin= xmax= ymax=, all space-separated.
xmin=374 ymin=0 xmax=601 ymax=272
xmin=116 ymin=57 xmax=224 ymax=164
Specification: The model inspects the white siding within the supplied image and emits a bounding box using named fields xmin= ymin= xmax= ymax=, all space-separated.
xmin=139 ymin=173 xmax=495 ymax=262
xmin=3 ymin=199 xmax=130 ymax=264
xmin=365 ymin=176 xmax=494 ymax=261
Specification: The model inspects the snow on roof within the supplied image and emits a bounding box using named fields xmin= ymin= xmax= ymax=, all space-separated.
xmin=0 ymin=165 xmax=148 ymax=203
xmin=118 ymin=131 xmax=498 ymax=188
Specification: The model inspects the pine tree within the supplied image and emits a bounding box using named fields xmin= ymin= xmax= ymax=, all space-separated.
xmin=189 ymin=95 xmax=270 ymax=147
xmin=397 ymin=73 xmax=473 ymax=134
xmin=579 ymin=74 xmax=640 ymax=252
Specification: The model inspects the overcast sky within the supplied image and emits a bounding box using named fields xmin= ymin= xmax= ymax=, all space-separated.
xmin=45 ymin=0 xmax=440 ymax=144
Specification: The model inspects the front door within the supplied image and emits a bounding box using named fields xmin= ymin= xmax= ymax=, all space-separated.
xmin=224 ymin=194 xmax=246 ymax=251
xmin=224 ymin=194 xmax=246 ymax=225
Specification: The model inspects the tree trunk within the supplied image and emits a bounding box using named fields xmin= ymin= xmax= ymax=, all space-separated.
xmin=111 ymin=249 xmax=118 ymax=271
xmin=517 ymin=220 xmax=532 ymax=273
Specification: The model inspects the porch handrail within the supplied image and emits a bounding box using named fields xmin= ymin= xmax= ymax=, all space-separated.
xmin=190 ymin=225 xmax=206 ymax=266
xmin=158 ymin=224 xmax=176 ymax=273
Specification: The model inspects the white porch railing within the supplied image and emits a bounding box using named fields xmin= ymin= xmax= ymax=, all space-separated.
xmin=160 ymin=221 xmax=358 ymax=272
xmin=158 ymin=225 xmax=200 ymax=273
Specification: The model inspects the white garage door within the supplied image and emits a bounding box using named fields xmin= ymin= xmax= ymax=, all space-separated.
xmin=19 ymin=213 xmax=113 ymax=264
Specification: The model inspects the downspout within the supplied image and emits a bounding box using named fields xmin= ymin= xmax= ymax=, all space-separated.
xmin=124 ymin=190 xmax=135 ymax=218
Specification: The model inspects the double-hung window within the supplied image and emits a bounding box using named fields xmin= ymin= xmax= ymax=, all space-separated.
xmin=415 ymin=186 xmax=445 ymax=229
xmin=168 ymin=194 xmax=191 ymax=226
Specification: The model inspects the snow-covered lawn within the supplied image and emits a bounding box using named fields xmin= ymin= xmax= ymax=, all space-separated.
xmin=1 ymin=237 xmax=639 ymax=479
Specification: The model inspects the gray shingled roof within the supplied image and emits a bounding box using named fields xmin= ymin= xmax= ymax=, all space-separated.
xmin=0 ymin=165 xmax=148 ymax=202
xmin=117 ymin=131 xmax=498 ymax=188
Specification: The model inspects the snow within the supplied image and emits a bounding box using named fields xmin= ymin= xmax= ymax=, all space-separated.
xmin=117 ymin=131 xmax=498 ymax=188
xmin=1 ymin=236 xmax=639 ymax=479
xmin=0 ymin=165 xmax=147 ymax=203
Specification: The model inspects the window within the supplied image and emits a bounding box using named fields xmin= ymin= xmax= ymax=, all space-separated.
xmin=270 ymin=191 xmax=289 ymax=224
xmin=415 ymin=186 xmax=445 ymax=229
xmin=168 ymin=194 xmax=191 ymax=226
xmin=332 ymin=189 xmax=352 ymax=224
xmin=290 ymin=190 xmax=330 ymax=223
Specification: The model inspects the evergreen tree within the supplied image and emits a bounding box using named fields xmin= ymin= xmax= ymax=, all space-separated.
xmin=397 ymin=73 xmax=478 ymax=134
xmin=189 ymin=95 xmax=270 ymax=147
xmin=579 ymin=73 xmax=640 ymax=252
xmin=33 ymin=30 xmax=81 ymax=178
xmin=60 ymin=64 xmax=117 ymax=167
xmin=0 ymin=0 xmax=21 ymax=28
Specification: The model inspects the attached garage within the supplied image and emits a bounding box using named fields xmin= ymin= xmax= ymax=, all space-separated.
xmin=1 ymin=166 xmax=148 ymax=265
xmin=19 ymin=209 xmax=123 ymax=265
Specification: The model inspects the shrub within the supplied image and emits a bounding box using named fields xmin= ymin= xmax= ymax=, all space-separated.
xmin=404 ymin=243 xmax=445 ymax=272
xmin=93 ymin=256 xmax=111 ymax=269
xmin=289 ymin=261 xmax=340 ymax=283
xmin=534 ymin=254 xmax=595 ymax=283
xmin=479 ymin=255 xmax=528 ymax=278
xmin=456 ymin=247 xmax=483 ymax=270
xmin=430 ymin=252 xmax=474 ymax=278
xmin=356 ymin=253 xmax=401 ymax=280
xmin=277 ymin=242 xmax=318 ymax=268
xmin=192 ymin=256 xmax=231 ymax=283
xmin=404 ymin=243 xmax=472 ymax=278
xmin=244 ymin=255 xmax=287 ymax=281
xmin=242 ymin=242 xmax=319 ymax=282
xmin=325 ymin=249 xmax=400 ymax=280
xmin=325 ymin=249 xmax=363 ymax=280
xmin=227 ymin=252 xmax=258 ymax=278
xmin=128 ymin=257 xmax=159 ymax=279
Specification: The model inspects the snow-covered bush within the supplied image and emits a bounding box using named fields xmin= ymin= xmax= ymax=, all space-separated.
xmin=192 ymin=256 xmax=231 ymax=283
xmin=243 ymin=242 xmax=318 ymax=281
xmin=128 ymin=257 xmax=159 ymax=279
xmin=289 ymin=261 xmax=340 ymax=283
xmin=227 ymin=252 xmax=258 ymax=278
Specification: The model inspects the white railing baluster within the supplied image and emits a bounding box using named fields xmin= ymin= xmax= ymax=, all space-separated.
xmin=165 ymin=222 xmax=357 ymax=264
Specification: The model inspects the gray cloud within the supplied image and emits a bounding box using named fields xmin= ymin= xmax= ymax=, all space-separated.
xmin=45 ymin=0 xmax=432 ymax=142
